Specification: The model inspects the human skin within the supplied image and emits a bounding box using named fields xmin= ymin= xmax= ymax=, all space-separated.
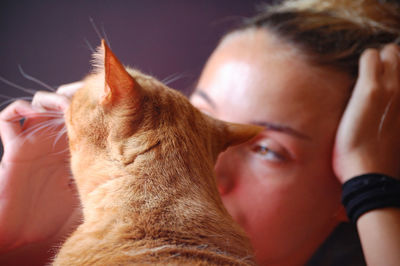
xmin=190 ymin=28 xmax=353 ymax=265
xmin=1 ymin=29 xmax=399 ymax=265
xmin=0 ymin=28 xmax=352 ymax=264
xmin=333 ymin=45 xmax=400 ymax=266
xmin=0 ymin=83 xmax=82 ymax=265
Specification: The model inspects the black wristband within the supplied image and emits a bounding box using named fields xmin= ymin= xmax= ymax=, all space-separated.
xmin=341 ymin=173 xmax=400 ymax=224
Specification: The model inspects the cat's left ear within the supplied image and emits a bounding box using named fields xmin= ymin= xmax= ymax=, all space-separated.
xmin=94 ymin=40 xmax=140 ymax=106
xmin=222 ymin=122 xmax=264 ymax=149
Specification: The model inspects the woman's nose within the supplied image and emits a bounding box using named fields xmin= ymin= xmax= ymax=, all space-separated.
xmin=215 ymin=149 xmax=237 ymax=195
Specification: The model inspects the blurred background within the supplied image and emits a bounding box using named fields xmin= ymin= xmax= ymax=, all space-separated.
xmin=0 ymin=0 xmax=267 ymax=158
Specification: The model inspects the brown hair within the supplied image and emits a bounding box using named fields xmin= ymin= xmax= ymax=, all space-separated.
xmin=236 ymin=0 xmax=400 ymax=78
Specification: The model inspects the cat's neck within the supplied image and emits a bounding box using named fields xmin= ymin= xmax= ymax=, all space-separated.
xmin=73 ymin=143 xmax=252 ymax=260
xmin=81 ymin=144 xmax=223 ymax=221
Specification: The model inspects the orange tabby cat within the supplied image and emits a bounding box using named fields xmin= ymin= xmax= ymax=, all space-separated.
xmin=54 ymin=40 xmax=261 ymax=265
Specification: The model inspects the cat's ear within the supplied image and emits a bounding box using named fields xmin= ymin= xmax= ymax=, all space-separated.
xmin=222 ymin=122 xmax=264 ymax=149
xmin=93 ymin=40 xmax=140 ymax=106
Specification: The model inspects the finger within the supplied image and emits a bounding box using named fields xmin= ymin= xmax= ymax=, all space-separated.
xmin=380 ymin=44 xmax=400 ymax=93
xmin=32 ymin=91 xmax=70 ymax=112
xmin=56 ymin=81 xmax=83 ymax=99
xmin=351 ymin=48 xmax=385 ymax=119
xmin=342 ymin=49 xmax=384 ymax=141
xmin=377 ymin=44 xmax=400 ymax=132
xmin=0 ymin=100 xmax=35 ymax=142
xmin=356 ymin=49 xmax=383 ymax=96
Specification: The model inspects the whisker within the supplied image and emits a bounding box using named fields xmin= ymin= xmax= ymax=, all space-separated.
xmin=0 ymin=94 xmax=17 ymax=99
xmin=84 ymin=38 xmax=95 ymax=53
xmin=101 ymin=24 xmax=111 ymax=48
xmin=47 ymin=124 xmax=65 ymax=137
xmin=0 ymin=76 xmax=37 ymax=95
xmin=164 ymin=75 xmax=184 ymax=86
xmin=18 ymin=65 xmax=55 ymax=92
xmin=32 ymin=107 xmax=63 ymax=114
xmin=20 ymin=123 xmax=52 ymax=141
xmin=52 ymin=125 xmax=68 ymax=150
xmin=26 ymin=113 xmax=63 ymax=119
xmin=21 ymin=118 xmax=64 ymax=140
xmin=26 ymin=115 xmax=64 ymax=129
xmin=89 ymin=17 xmax=103 ymax=41
xmin=51 ymin=146 xmax=70 ymax=156
xmin=47 ymin=126 xmax=67 ymax=147
xmin=0 ymin=96 xmax=33 ymax=109
xmin=4 ymin=106 xmax=63 ymax=122
xmin=9 ymin=113 xmax=63 ymax=123
xmin=22 ymin=119 xmax=57 ymax=134
xmin=162 ymin=72 xmax=190 ymax=86
xmin=161 ymin=73 xmax=178 ymax=84
xmin=23 ymin=108 xmax=64 ymax=115
xmin=35 ymin=110 xmax=64 ymax=115
xmin=17 ymin=118 xmax=68 ymax=155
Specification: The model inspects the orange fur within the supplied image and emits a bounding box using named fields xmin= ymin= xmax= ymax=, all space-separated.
xmin=54 ymin=41 xmax=262 ymax=265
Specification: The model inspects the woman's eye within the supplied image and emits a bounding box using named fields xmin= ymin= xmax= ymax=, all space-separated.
xmin=251 ymin=144 xmax=285 ymax=162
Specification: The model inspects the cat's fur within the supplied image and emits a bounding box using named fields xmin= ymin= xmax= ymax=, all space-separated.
xmin=54 ymin=41 xmax=261 ymax=265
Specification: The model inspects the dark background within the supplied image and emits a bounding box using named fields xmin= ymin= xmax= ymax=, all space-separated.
xmin=0 ymin=0 xmax=266 ymax=159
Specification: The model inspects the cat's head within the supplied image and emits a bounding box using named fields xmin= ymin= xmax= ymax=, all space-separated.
xmin=65 ymin=40 xmax=262 ymax=193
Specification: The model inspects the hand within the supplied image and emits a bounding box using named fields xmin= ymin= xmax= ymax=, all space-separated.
xmin=333 ymin=44 xmax=400 ymax=183
xmin=0 ymin=82 xmax=82 ymax=252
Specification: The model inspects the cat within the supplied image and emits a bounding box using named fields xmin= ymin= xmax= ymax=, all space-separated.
xmin=54 ymin=40 xmax=262 ymax=265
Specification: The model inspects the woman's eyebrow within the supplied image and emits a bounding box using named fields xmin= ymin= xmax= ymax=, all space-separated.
xmin=193 ymin=90 xmax=217 ymax=110
xmin=252 ymin=121 xmax=312 ymax=140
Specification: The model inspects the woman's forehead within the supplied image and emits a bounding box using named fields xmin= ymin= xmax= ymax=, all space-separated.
xmin=203 ymin=38 xmax=348 ymax=104
xmin=196 ymin=29 xmax=351 ymax=135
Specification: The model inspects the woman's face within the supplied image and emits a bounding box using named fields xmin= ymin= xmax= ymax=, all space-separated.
xmin=190 ymin=29 xmax=353 ymax=265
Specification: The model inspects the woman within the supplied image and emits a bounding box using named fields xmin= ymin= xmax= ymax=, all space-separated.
xmin=1 ymin=0 xmax=400 ymax=265
xmin=191 ymin=0 xmax=400 ymax=265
